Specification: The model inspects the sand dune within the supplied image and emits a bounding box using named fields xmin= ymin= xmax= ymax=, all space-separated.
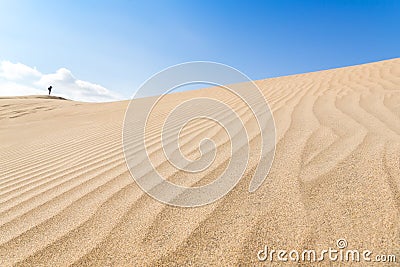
xmin=0 ymin=58 xmax=399 ymax=266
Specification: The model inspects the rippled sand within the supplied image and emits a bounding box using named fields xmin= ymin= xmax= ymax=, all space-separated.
xmin=0 ymin=58 xmax=399 ymax=266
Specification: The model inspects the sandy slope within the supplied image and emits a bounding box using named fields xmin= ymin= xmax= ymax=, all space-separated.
xmin=0 ymin=58 xmax=399 ymax=266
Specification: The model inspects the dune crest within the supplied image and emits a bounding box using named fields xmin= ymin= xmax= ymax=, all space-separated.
xmin=0 ymin=58 xmax=399 ymax=265
xmin=0 ymin=95 xmax=69 ymax=101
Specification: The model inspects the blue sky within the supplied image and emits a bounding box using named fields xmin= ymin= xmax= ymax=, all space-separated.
xmin=0 ymin=0 xmax=399 ymax=101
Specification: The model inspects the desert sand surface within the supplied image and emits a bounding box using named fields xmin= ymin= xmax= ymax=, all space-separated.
xmin=0 ymin=58 xmax=399 ymax=266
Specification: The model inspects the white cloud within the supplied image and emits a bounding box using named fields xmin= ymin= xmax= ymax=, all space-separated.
xmin=0 ymin=61 xmax=123 ymax=102
xmin=0 ymin=61 xmax=41 ymax=81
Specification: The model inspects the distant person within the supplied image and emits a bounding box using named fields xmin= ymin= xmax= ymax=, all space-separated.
xmin=48 ymin=86 xmax=52 ymax=96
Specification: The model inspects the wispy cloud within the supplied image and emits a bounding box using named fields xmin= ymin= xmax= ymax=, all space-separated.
xmin=0 ymin=61 xmax=123 ymax=102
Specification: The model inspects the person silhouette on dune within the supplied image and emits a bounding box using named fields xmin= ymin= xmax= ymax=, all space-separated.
xmin=48 ymin=86 xmax=52 ymax=96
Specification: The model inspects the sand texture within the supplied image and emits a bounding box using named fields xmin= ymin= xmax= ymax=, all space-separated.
xmin=0 ymin=58 xmax=399 ymax=266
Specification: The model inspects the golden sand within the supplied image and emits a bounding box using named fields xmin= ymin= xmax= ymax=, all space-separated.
xmin=0 ymin=58 xmax=399 ymax=266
